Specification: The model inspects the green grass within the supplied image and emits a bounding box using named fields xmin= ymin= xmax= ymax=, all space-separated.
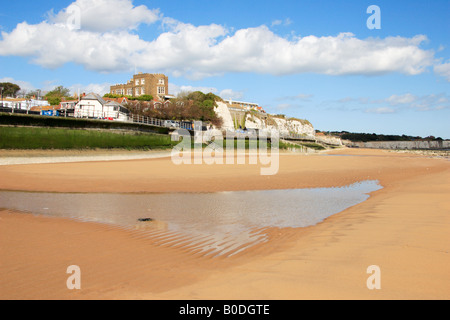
xmin=278 ymin=141 xmax=327 ymax=151
xmin=298 ymin=143 xmax=326 ymax=150
xmin=221 ymin=138 xmax=279 ymax=150
xmin=0 ymin=126 xmax=177 ymax=150
xmin=0 ymin=113 xmax=169 ymax=135
xmin=0 ymin=126 xmax=327 ymax=152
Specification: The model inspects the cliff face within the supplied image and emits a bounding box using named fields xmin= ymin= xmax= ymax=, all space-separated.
xmin=266 ymin=116 xmax=315 ymax=137
xmin=215 ymin=101 xmax=235 ymax=129
xmin=348 ymin=140 xmax=450 ymax=150
xmin=316 ymin=135 xmax=343 ymax=146
xmin=215 ymin=101 xmax=315 ymax=138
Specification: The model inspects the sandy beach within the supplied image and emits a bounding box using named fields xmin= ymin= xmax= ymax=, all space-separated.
xmin=0 ymin=148 xmax=449 ymax=300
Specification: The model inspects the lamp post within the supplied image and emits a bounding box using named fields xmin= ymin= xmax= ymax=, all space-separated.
xmin=0 ymin=87 xmax=3 ymax=109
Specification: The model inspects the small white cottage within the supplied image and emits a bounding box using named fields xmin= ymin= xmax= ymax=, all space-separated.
xmin=74 ymin=93 xmax=129 ymax=121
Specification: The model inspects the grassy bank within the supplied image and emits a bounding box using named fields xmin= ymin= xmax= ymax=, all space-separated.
xmin=0 ymin=126 xmax=176 ymax=150
xmin=279 ymin=140 xmax=326 ymax=151
xmin=0 ymin=113 xmax=169 ymax=135
xmin=0 ymin=125 xmax=328 ymax=152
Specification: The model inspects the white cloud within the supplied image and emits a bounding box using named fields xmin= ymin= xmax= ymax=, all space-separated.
xmin=276 ymin=103 xmax=293 ymax=111
xmin=279 ymin=93 xmax=313 ymax=101
xmin=69 ymin=83 xmax=111 ymax=96
xmin=384 ymin=93 xmax=449 ymax=111
xmin=0 ymin=1 xmax=438 ymax=79
xmin=335 ymin=92 xmax=449 ymax=114
xmin=169 ymin=84 xmax=245 ymax=101
xmin=271 ymin=18 xmax=292 ymax=27
xmin=271 ymin=20 xmax=283 ymax=27
xmin=0 ymin=22 xmax=148 ymax=72
xmin=386 ymin=93 xmax=417 ymax=105
xmin=365 ymin=107 xmax=396 ymax=114
xmin=134 ymin=26 xmax=437 ymax=79
xmin=48 ymin=0 xmax=160 ymax=32
xmin=169 ymin=83 xmax=218 ymax=96
xmin=0 ymin=77 xmax=36 ymax=91
xmin=219 ymin=89 xmax=245 ymax=101
xmin=434 ymin=61 xmax=450 ymax=81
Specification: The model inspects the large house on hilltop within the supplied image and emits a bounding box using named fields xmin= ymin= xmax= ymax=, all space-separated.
xmin=74 ymin=93 xmax=129 ymax=121
xmin=227 ymin=99 xmax=265 ymax=113
xmin=110 ymin=72 xmax=170 ymax=101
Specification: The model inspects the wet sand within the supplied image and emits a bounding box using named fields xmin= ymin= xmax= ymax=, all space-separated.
xmin=0 ymin=148 xmax=449 ymax=299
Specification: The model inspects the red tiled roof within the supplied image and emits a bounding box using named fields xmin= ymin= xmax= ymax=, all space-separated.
xmin=30 ymin=106 xmax=62 ymax=111
xmin=103 ymin=97 xmax=130 ymax=104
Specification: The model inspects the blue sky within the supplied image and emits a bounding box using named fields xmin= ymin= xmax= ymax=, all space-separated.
xmin=1 ymin=0 xmax=449 ymax=137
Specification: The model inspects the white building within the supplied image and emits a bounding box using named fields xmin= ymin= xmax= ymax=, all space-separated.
xmin=74 ymin=93 xmax=130 ymax=121
xmin=1 ymin=98 xmax=49 ymax=110
xmin=227 ymin=99 xmax=260 ymax=111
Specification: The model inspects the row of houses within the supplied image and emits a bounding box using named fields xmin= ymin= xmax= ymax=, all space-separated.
xmin=1 ymin=73 xmax=266 ymax=122
xmin=2 ymin=95 xmax=267 ymax=123
xmin=226 ymin=99 xmax=265 ymax=113
xmin=0 ymin=98 xmax=50 ymax=110
xmin=0 ymin=94 xmax=132 ymax=120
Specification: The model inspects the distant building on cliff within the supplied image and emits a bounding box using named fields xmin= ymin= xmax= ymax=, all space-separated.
xmin=110 ymin=72 xmax=169 ymax=101
xmin=227 ymin=99 xmax=264 ymax=112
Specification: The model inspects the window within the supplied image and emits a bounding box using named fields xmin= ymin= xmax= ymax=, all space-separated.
xmin=158 ymin=78 xmax=165 ymax=85
xmin=141 ymin=79 xmax=145 ymax=85
xmin=135 ymin=88 xmax=140 ymax=96
xmin=158 ymin=86 xmax=165 ymax=94
xmin=135 ymin=80 xmax=139 ymax=86
xmin=141 ymin=88 xmax=145 ymax=95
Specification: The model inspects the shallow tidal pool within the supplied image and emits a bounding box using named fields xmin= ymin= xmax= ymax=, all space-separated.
xmin=0 ymin=180 xmax=382 ymax=256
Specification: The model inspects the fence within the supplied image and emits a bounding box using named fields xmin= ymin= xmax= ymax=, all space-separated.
xmin=0 ymin=107 xmax=40 ymax=115
xmin=129 ymin=114 xmax=193 ymax=130
xmin=1 ymin=107 xmax=323 ymax=142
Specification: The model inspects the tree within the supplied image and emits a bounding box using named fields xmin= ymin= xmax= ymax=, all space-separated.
xmin=202 ymin=99 xmax=214 ymax=107
xmin=0 ymin=82 xmax=21 ymax=97
xmin=125 ymin=90 xmax=224 ymax=128
xmin=46 ymin=85 xmax=71 ymax=97
xmin=25 ymin=90 xmax=43 ymax=99
xmin=133 ymin=94 xmax=153 ymax=101
xmin=103 ymin=93 xmax=133 ymax=99
xmin=44 ymin=86 xmax=73 ymax=106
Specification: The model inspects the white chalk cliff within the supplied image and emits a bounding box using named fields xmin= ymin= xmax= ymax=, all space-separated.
xmin=215 ymin=101 xmax=315 ymax=138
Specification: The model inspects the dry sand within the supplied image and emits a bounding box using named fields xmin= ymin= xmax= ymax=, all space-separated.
xmin=0 ymin=148 xmax=449 ymax=300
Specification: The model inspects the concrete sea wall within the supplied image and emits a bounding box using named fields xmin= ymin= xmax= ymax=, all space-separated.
xmin=348 ymin=140 xmax=450 ymax=150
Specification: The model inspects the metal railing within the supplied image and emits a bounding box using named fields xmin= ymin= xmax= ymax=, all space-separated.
xmin=0 ymin=107 xmax=42 ymax=115
xmin=129 ymin=114 xmax=193 ymax=130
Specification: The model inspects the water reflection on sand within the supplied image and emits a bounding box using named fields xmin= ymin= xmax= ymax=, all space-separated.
xmin=0 ymin=180 xmax=382 ymax=256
